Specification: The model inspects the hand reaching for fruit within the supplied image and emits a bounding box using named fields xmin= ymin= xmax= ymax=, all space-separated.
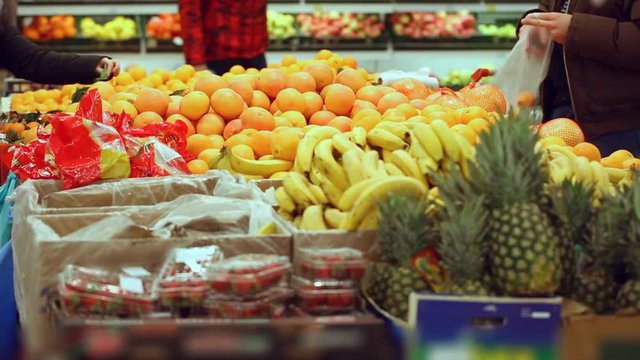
xmin=521 ymin=12 xmax=572 ymax=45
xmin=95 ymin=58 xmax=121 ymax=81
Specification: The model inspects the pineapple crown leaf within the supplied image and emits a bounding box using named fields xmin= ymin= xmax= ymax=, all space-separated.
xmin=377 ymin=193 xmax=434 ymax=267
xmin=548 ymin=180 xmax=595 ymax=245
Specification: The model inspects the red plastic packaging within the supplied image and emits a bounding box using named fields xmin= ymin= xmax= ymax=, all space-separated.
xmin=58 ymin=264 xmax=157 ymax=317
xmin=6 ymin=134 xmax=59 ymax=182
xmin=297 ymin=248 xmax=367 ymax=281
xmin=204 ymin=288 xmax=293 ymax=319
xmin=207 ymin=254 xmax=291 ymax=298
xmin=159 ymin=245 xmax=224 ymax=311
xmin=292 ymin=276 xmax=358 ymax=314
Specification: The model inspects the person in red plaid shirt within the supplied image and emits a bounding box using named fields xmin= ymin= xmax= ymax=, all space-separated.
xmin=179 ymin=0 xmax=269 ymax=74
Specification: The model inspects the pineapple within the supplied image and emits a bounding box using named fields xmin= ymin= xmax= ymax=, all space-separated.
xmin=434 ymin=166 xmax=492 ymax=296
xmin=471 ymin=110 xmax=562 ymax=296
xmin=614 ymin=173 xmax=640 ymax=313
xmin=375 ymin=193 xmax=432 ymax=320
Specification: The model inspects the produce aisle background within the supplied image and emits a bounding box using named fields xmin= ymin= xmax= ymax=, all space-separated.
xmin=15 ymin=1 xmax=534 ymax=76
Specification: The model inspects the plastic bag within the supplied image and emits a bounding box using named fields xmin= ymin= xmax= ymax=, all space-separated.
xmin=6 ymin=134 xmax=59 ymax=182
xmin=493 ymin=25 xmax=553 ymax=110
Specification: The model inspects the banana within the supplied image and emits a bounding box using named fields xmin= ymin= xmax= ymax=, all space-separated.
xmin=229 ymin=147 xmax=293 ymax=177
xmin=362 ymin=151 xmax=383 ymax=179
xmin=412 ymin=123 xmax=444 ymax=162
xmin=590 ymin=161 xmax=609 ymax=192
xmin=314 ymin=139 xmax=351 ymax=191
xmin=332 ymin=133 xmax=365 ymax=156
xmin=417 ymin=157 xmax=439 ymax=174
xmin=375 ymin=121 xmax=411 ymax=142
xmin=300 ymin=205 xmax=328 ymax=231
xmin=269 ymin=171 xmax=289 ymax=180
xmin=216 ymin=154 xmax=232 ymax=172
xmin=309 ymin=184 xmax=329 ymax=205
xmin=275 ymin=187 xmax=297 ymax=213
xmin=293 ymin=215 xmax=303 ymax=228
xmin=366 ymin=128 xmax=408 ymax=151
xmin=376 ymin=160 xmax=389 ymax=177
xmin=295 ymin=126 xmax=340 ymax=173
xmin=342 ymin=149 xmax=368 ymax=185
xmin=545 ymin=144 xmax=578 ymax=162
xmin=453 ymin=133 xmax=476 ymax=163
xmin=384 ymin=162 xmax=405 ymax=176
xmin=382 ymin=149 xmax=394 ymax=163
xmin=259 ymin=155 xmax=275 ymax=161
xmin=358 ymin=212 xmax=379 ymax=230
xmin=430 ymin=120 xmax=460 ymax=162
xmin=574 ymin=156 xmax=593 ymax=184
xmin=283 ymin=172 xmax=318 ymax=210
xmin=351 ymin=126 xmax=367 ymax=148
xmin=340 ymin=176 xmax=428 ymax=230
xmin=605 ymin=167 xmax=628 ymax=184
xmin=549 ymin=157 xmax=573 ymax=184
xmin=324 ymin=208 xmax=346 ymax=229
xmin=310 ymin=164 xmax=344 ymax=208
xmin=391 ymin=150 xmax=428 ymax=184
xmin=337 ymin=177 xmax=382 ymax=211
xmin=409 ymin=135 xmax=438 ymax=173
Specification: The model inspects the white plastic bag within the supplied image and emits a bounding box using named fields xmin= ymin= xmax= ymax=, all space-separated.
xmin=493 ymin=25 xmax=554 ymax=110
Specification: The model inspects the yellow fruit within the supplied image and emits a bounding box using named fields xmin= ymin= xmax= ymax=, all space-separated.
xmin=188 ymin=159 xmax=209 ymax=174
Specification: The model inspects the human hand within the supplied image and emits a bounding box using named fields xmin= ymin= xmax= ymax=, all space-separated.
xmin=95 ymin=58 xmax=121 ymax=80
xmin=521 ymin=12 xmax=572 ymax=45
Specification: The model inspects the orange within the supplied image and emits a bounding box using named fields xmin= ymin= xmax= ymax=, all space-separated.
xmin=350 ymin=100 xmax=376 ymax=118
xmin=132 ymin=111 xmax=163 ymax=128
xmin=250 ymin=90 xmax=271 ymax=110
xmin=210 ymin=88 xmax=245 ymax=121
xmin=309 ymin=110 xmax=337 ymax=126
xmin=128 ymin=66 xmax=147 ymax=81
xmin=378 ymin=86 xmax=396 ymax=95
xmin=228 ymin=79 xmax=254 ymax=104
xmin=187 ymin=159 xmax=209 ymax=174
xmin=325 ymin=84 xmax=356 ymax=117
xmin=175 ymin=64 xmax=196 ymax=83
xmin=256 ymin=69 xmax=288 ymax=99
xmin=518 ymin=91 xmax=536 ymax=108
xmin=275 ymin=88 xmax=306 ymax=113
xmin=410 ymin=99 xmax=429 ymax=110
xmin=187 ymin=134 xmax=218 ymax=156
xmin=302 ymin=92 xmax=323 ymax=119
xmin=240 ymin=107 xmax=276 ymax=131
xmin=320 ymin=83 xmax=342 ymax=101
xmin=115 ymin=72 xmax=135 ymax=87
xmin=342 ymin=56 xmax=358 ymax=69
xmin=468 ymin=118 xmax=491 ymax=134
xmin=538 ymin=118 xmax=585 ymax=147
xmin=304 ymin=62 xmax=335 ymax=91
xmin=8 ymin=122 xmax=25 ymax=134
xmin=194 ymin=75 xmax=228 ymax=97
xmin=275 ymin=117 xmax=293 ymax=128
xmin=427 ymin=91 xmax=467 ymax=110
xmin=601 ymin=156 xmax=625 ymax=169
xmin=134 ymin=88 xmax=170 ymax=116
xmin=451 ymin=124 xmax=478 ymax=145
xmin=250 ymin=130 xmax=274 ymax=158
xmin=272 ymin=127 xmax=303 ymax=161
xmin=281 ymin=111 xmax=307 ymax=128
xmin=111 ymin=100 xmax=138 ymax=119
xmin=164 ymin=114 xmax=194 ymax=137
xmin=225 ymin=134 xmax=252 ymax=149
xmin=269 ymin=101 xmax=280 ymax=114
xmin=335 ymin=68 xmax=367 ymax=93
xmin=241 ymin=128 xmax=259 ymax=137
xmin=230 ymin=65 xmax=245 ymax=75
xmin=179 ymin=91 xmax=210 ymax=121
xmin=572 ymin=142 xmax=602 ymax=162
xmin=391 ymin=78 xmax=432 ymax=100
xmin=315 ymin=49 xmax=334 ymax=60
xmin=223 ymin=119 xmax=243 ymax=140
xmin=196 ymin=113 xmax=225 ymax=136
xmin=281 ymin=55 xmax=297 ymax=67
xmin=328 ymin=116 xmax=352 ymax=132
xmin=623 ymin=158 xmax=640 ymax=170
xmin=287 ymin=72 xmax=316 ymax=93
xmin=377 ymin=92 xmax=410 ymax=114
xmin=166 ymin=101 xmax=181 ymax=117
xmin=461 ymin=84 xmax=507 ymax=113
xmin=356 ymin=85 xmax=384 ymax=106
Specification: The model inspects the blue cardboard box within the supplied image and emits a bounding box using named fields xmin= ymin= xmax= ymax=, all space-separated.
xmin=408 ymin=294 xmax=562 ymax=360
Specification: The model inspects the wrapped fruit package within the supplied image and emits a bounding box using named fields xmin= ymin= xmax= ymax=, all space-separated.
xmin=204 ymin=287 xmax=293 ymax=319
xmin=292 ymin=276 xmax=358 ymax=315
xmin=297 ymin=248 xmax=367 ymax=281
xmin=207 ymin=254 xmax=291 ymax=298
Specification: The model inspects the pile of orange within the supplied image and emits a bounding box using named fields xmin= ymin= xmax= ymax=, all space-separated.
xmin=22 ymin=15 xmax=77 ymax=41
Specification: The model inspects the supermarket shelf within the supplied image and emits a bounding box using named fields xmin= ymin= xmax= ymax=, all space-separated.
xmin=17 ymin=1 xmax=537 ymax=16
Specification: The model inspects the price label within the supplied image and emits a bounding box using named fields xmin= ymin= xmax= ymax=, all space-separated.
xmin=122 ymin=267 xmax=151 ymax=277
xmin=120 ymin=275 xmax=144 ymax=294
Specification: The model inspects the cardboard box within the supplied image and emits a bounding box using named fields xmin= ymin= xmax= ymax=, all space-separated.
xmin=12 ymin=192 xmax=292 ymax=353
xmin=408 ymin=294 xmax=562 ymax=360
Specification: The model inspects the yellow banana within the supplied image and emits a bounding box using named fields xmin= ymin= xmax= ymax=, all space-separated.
xmin=216 ymin=154 xmax=233 ymax=172
xmin=412 ymin=123 xmax=444 ymax=162
xmin=309 ymin=184 xmax=329 ymax=205
xmin=409 ymin=135 xmax=438 ymax=174
xmin=430 ymin=120 xmax=460 ymax=162
xmin=384 ymin=162 xmax=405 ymax=176
xmin=314 ymin=139 xmax=351 ymax=191
xmin=453 ymin=133 xmax=476 ymax=163
xmin=367 ymin=128 xmax=408 ymax=151
xmin=293 ymin=215 xmax=303 ymax=228
xmin=310 ymin=164 xmax=344 ymax=208
xmin=589 ymin=161 xmax=609 ymax=193
xmin=340 ymin=176 xmax=428 ymax=230
xmin=283 ymin=172 xmax=318 ymax=210
xmin=332 ymin=133 xmax=365 ymax=156
xmin=275 ymin=187 xmax=297 ymax=213
xmin=277 ymin=208 xmax=294 ymax=222
xmin=546 ymin=144 xmax=578 ymax=162
xmin=549 ymin=157 xmax=573 ymax=184
xmin=391 ymin=150 xmax=428 ymax=185
xmin=229 ymin=147 xmax=292 ymax=177
xmin=351 ymin=127 xmax=367 ymax=148
xmin=358 ymin=212 xmax=379 ymax=230
xmin=574 ymin=156 xmax=593 ymax=184
xmin=605 ymin=167 xmax=628 ymax=184
xmin=300 ymin=205 xmax=328 ymax=231
xmin=382 ymin=149 xmax=394 ymax=163
xmin=417 ymin=157 xmax=439 ymax=174
xmin=342 ymin=149 xmax=368 ymax=185
xmin=376 ymin=160 xmax=389 ymax=177
xmin=375 ymin=121 xmax=411 ymax=142
xmin=295 ymin=126 xmax=340 ymax=173
xmin=259 ymin=155 xmax=275 ymax=161
xmin=324 ymin=208 xmax=346 ymax=229
xmin=337 ymin=177 xmax=381 ymax=211
xmin=269 ymin=171 xmax=289 ymax=180
xmin=362 ymin=151 xmax=383 ymax=179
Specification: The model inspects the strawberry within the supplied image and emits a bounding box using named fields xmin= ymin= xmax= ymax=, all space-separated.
xmin=315 ymin=264 xmax=332 ymax=279
xmin=348 ymin=264 xmax=366 ymax=280
xmin=232 ymin=278 xmax=255 ymax=296
xmin=211 ymin=277 xmax=230 ymax=292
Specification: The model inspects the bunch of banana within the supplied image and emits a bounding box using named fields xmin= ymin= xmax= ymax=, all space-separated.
xmin=209 ymin=146 xmax=293 ymax=180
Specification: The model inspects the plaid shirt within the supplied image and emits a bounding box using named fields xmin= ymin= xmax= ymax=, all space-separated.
xmin=179 ymin=0 xmax=268 ymax=65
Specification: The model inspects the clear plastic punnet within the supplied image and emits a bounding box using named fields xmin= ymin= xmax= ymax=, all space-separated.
xmin=204 ymin=287 xmax=294 ymax=319
xmin=159 ymin=245 xmax=223 ymax=311
xmin=297 ymin=248 xmax=367 ymax=281
xmin=207 ymin=254 xmax=291 ymax=298
xmin=58 ymin=265 xmax=157 ymax=317
xmin=292 ymin=276 xmax=358 ymax=314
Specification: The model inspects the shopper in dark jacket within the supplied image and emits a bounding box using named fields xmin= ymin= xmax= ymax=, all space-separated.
xmin=0 ymin=0 xmax=120 ymax=84
xmin=520 ymin=0 xmax=640 ymax=156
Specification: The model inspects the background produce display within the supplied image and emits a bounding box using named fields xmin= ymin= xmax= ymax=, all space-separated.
xmin=389 ymin=11 xmax=477 ymax=39
xmin=297 ymin=11 xmax=385 ymax=39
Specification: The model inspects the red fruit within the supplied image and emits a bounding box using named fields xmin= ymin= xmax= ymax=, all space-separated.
xmin=211 ymin=278 xmax=230 ymax=292
xmin=232 ymin=279 xmax=256 ymax=295
xmin=348 ymin=265 xmax=366 ymax=280
xmin=315 ymin=265 xmax=332 ymax=279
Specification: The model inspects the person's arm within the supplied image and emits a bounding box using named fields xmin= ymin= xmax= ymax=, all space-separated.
xmin=0 ymin=24 xmax=104 ymax=84
xmin=179 ymin=0 xmax=207 ymax=67
xmin=566 ymin=0 xmax=640 ymax=71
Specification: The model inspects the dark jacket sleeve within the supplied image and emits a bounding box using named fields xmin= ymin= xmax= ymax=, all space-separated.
xmin=0 ymin=24 xmax=103 ymax=85
xmin=566 ymin=0 xmax=640 ymax=71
